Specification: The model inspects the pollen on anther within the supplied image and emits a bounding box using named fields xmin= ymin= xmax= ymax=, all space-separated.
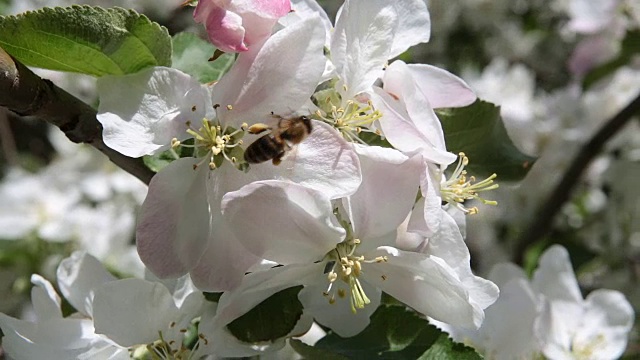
xmin=338 ymin=289 xmax=346 ymax=298
xmin=381 ymin=275 xmax=387 ymax=281
xmin=226 ymin=104 xmax=233 ymax=110
xmin=191 ymin=105 xmax=197 ymax=112
xmin=169 ymin=321 xmax=176 ymax=328
xmin=179 ymin=328 xmax=188 ymax=333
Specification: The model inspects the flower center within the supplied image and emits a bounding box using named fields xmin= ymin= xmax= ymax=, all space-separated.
xmin=322 ymin=235 xmax=388 ymax=313
xmin=571 ymin=333 xmax=606 ymax=360
xmin=130 ymin=321 xmax=209 ymax=360
xmin=314 ymin=83 xmax=382 ymax=144
xmin=171 ymin=118 xmax=249 ymax=172
xmin=440 ymin=153 xmax=499 ymax=214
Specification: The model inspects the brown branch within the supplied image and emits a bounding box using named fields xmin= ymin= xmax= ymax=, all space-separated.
xmin=0 ymin=47 xmax=154 ymax=185
xmin=0 ymin=108 xmax=18 ymax=166
xmin=515 ymin=91 xmax=640 ymax=264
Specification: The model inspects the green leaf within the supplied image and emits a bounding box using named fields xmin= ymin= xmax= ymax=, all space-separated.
xmin=171 ymin=32 xmax=235 ymax=84
xmin=418 ymin=334 xmax=481 ymax=360
xmin=438 ymin=100 xmax=536 ymax=181
xmin=289 ymin=339 xmax=349 ymax=360
xmin=143 ymin=150 xmax=178 ymax=173
xmin=227 ymin=286 xmax=304 ymax=343
xmin=0 ymin=6 xmax=171 ymax=76
xmin=583 ymin=30 xmax=640 ymax=90
xmin=143 ymin=140 xmax=194 ymax=173
xmin=313 ymin=305 xmax=479 ymax=359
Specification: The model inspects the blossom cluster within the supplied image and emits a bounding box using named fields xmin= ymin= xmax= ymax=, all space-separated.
xmin=0 ymin=0 xmax=503 ymax=357
xmin=0 ymin=0 xmax=637 ymax=359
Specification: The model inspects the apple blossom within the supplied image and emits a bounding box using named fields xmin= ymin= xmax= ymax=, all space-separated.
xmin=287 ymin=0 xmax=489 ymax=236
xmin=434 ymin=245 xmax=635 ymax=360
xmin=194 ymin=0 xmax=291 ymax=53
xmin=97 ymin=15 xmax=361 ymax=291
xmin=0 ymin=252 xmax=214 ymax=360
xmin=532 ymin=246 xmax=634 ymax=360
xmin=208 ymin=146 xmax=498 ymax=342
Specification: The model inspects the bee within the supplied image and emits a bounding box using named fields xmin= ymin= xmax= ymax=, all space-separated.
xmin=244 ymin=115 xmax=312 ymax=165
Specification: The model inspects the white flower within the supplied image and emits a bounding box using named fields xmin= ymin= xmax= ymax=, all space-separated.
xmin=0 ymin=252 xmax=213 ymax=360
xmin=432 ymin=263 xmax=544 ymax=360
xmin=206 ymin=146 xmax=496 ymax=342
xmin=532 ymin=246 xmax=634 ymax=360
xmin=97 ymin=15 xmax=362 ymax=291
xmin=435 ymin=245 xmax=634 ymax=360
xmin=290 ymin=0 xmax=480 ymax=235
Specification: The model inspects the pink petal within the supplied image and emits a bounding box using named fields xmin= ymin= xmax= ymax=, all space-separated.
xmin=221 ymin=180 xmax=345 ymax=264
xmin=137 ymin=158 xmax=211 ymax=278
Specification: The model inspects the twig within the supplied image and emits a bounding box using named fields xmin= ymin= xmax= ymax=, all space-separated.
xmin=0 ymin=108 xmax=18 ymax=166
xmin=0 ymin=47 xmax=154 ymax=185
xmin=515 ymin=91 xmax=640 ymax=264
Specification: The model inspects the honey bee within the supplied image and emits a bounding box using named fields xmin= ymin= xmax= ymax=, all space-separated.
xmin=244 ymin=115 xmax=312 ymax=165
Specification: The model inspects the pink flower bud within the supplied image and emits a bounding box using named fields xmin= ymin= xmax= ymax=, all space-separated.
xmin=194 ymin=0 xmax=291 ymax=53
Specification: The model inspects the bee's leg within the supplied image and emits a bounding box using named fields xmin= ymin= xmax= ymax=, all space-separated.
xmin=272 ymin=148 xmax=287 ymax=166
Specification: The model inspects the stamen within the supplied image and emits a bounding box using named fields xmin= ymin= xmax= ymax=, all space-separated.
xmin=440 ymin=153 xmax=499 ymax=214
xmin=315 ymin=98 xmax=382 ymax=143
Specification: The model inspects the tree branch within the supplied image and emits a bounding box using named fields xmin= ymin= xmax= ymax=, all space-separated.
xmin=515 ymin=91 xmax=640 ymax=264
xmin=0 ymin=47 xmax=154 ymax=185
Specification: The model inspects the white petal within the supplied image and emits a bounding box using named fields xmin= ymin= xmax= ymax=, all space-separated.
xmin=423 ymin=211 xmax=499 ymax=309
xmin=331 ymin=0 xmax=396 ymax=99
xmin=362 ymin=246 xmax=482 ymax=328
xmin=136 ymin=158 xmax=211 ymax=278
xmin=213 ymin=15 xmax=326 ymax=127
xmin=249 ymin=121 xmax=362 ymax=199
xmin=298 ymin=270 xmax=381 ymax=337
xmin=407 ymin=190 xmax=444 ymax=238
xmin=487 ymin=263 xmax=528 ymax=289
xmin=406 ymin=63 xmax=477 ymax=108
xmin=388 ymin=0 xmax=431 ymax=59
xmin=395 ymin=212 xmax=427 ymax=251
xmin=288 ymin=0 xmax=333 ymax=46
xmin=0 ymin=315 xmax=113 ymax=360
xmin=56 ymin=251 xmax=117 ymax=318
xmin=381 ymin=61 xmax=455 ymax=164
xmin=189 ymin=215 xmax=262 ymax=292
xmin=345 ymin=145 xmax=421 ymax=241
xmin=222 ymin=180 xmax=344 ymax=264
xmin=531 ymin=245 xmax=583 ymax=303
xmin=479 ymin=279 xmax=542 ymax=360
xmin=371 ymin=87 xmax=456 ymax=165
xmin=93 ymin=279 xmax=180 ymax=347
xmin=97 ymin=67 xmax=210 ymax=157
xmin=30 ymin=275 xmax=62 ymax=321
